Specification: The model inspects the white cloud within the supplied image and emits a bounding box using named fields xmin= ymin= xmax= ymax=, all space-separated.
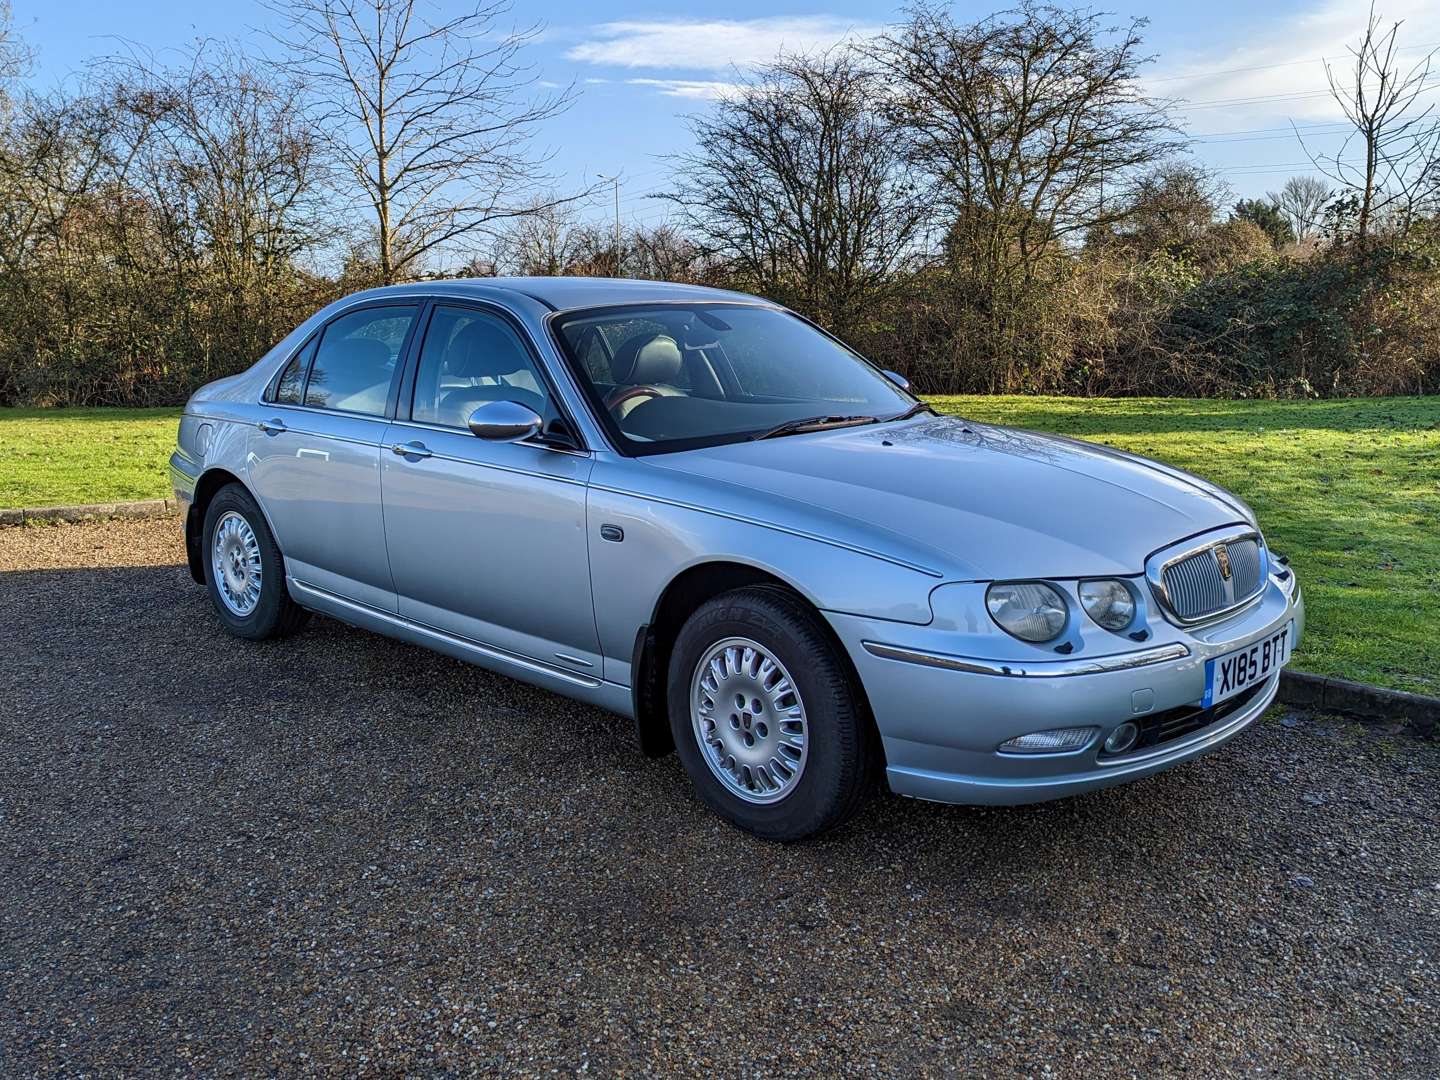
xmin=565 ymin=16 xmax=882 ymax=72
xmin=624 ymin=78 xmax=740 ymax=100
xmin=1149 ymin=0 xmax=1440 ymax=131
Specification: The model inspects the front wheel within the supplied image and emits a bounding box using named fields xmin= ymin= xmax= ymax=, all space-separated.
xmin=201 ymin=483 xmax=309 ymax=641
xmin=667 ymin=586 xmax=877 ymax=841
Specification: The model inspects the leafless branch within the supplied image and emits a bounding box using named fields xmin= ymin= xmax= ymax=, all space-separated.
xmin=265 ymin=0 xmax=582 ymax=282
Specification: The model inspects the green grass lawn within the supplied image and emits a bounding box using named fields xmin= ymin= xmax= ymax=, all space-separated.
xmin=1 ymin=407 xmax=180 ymax=508
xmin=3 ymin=398 xmax=1437 ymax=695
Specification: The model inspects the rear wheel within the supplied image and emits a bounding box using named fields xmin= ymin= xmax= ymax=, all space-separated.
xmin=201 ymin=484 xmax=309 ymax=641
xmin=667 ymin=586 xmax=876 ymax=841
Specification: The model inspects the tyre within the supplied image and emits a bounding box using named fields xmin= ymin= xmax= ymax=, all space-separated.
xmin=201 ymin=483 xmax=310 ymax=641
xmin=667 ymin=585 xmax=877 ymax=841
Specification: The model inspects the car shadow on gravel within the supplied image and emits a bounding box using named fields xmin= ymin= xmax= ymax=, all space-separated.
xmin=3 ymin=557 xmax=1438 ymax=1076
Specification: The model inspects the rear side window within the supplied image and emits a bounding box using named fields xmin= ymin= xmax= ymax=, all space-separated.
xmin=271 ymin=338 xmax=314 ymax=405
xmin=304 ymin=305 xmax=418 ymax=416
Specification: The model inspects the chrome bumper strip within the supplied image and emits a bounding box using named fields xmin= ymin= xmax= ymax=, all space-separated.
xmin=861 ymin=640 xmax=1191 ymax=678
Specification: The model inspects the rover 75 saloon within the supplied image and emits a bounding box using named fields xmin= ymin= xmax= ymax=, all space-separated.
xmin=171 ymin=278 xmax=1304 ymax=840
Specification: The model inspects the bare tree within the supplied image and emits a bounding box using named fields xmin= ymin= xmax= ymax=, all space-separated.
xmin=1108 ymin=161 xmax=1229 ymax=255
xmin=663 ymin=49 xmax=929 ymax=338
xmin=1268 ymin=176 xmax=1332 ymax=242
xmin=269 ymin=0 xmax=576 ymax=283
xmin=492 ymin=198 xmax=587 ymax=276
xmin=0 ymin=0 xmax=30 ymax=114
xmin=872 ymin=2 xmax=1183 ymax=289
xmin=628 ymin=223 xmax=705 ymax=283
xmin=105 ymin=42 xmax=331 ymax=375
xmin=1301 ymin=5 xmax=1440 ymax=243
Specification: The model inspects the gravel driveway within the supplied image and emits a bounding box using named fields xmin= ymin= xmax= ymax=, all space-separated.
xmin=1 ymin=517 xmax=1436 ymax=1078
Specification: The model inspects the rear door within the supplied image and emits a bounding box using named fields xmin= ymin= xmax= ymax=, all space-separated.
xmin=248 ymin=302 xmax=421 ymax=612
xmin=379 ymin=302 xmax=601 ymax=674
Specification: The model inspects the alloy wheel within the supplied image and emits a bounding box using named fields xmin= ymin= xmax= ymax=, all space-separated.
xmin=690 ymin=637 xmax=809 ymax=804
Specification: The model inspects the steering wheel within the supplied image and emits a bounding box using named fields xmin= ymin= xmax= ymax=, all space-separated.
xmin=605 ymin=385 xmax=666 ymax=415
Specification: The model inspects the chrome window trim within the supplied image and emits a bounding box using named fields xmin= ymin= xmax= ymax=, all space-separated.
xmin=251 ymin=292 xmax=603 ymax=452
xmin=1145 ymin=524 xmax=1268 ymax=627
xmin=383 ymin=416 xmax=593 ymax=459
xmin=861 ymin=640 xmax=1190 ymax=678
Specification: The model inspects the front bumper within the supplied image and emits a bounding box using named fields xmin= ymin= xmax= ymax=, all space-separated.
xmin=828 ymin=573 xmax=1304 ymax=806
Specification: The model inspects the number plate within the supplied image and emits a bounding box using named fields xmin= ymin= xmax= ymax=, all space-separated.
xmin=1202 ymin=621 xmax=1295 ymax=708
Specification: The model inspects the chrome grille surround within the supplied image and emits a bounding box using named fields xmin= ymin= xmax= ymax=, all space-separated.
xmin=1146 ymin=525 xmax=1269 ymax=626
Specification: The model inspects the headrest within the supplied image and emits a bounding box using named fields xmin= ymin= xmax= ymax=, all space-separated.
xmin=610 ymin=332 xmax=682 ymax=385
xmin=446 ymin=320 xmax=529 ymax=379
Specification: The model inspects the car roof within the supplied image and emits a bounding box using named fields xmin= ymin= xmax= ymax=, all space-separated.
xmin=352 ymin=276 xmax=774 ymax=313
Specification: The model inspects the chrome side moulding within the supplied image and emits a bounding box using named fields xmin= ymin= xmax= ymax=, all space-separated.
xmin=861 ymin=640 xmax=1191 ymax=678
xmin=288 ymin=579 xmax=604 ymax=689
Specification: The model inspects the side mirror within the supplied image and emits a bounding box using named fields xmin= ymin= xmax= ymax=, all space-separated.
xmin=882 ymin=369 xmax=911 ymax=392
xmin=467 ymin=400 xmax=543 ymax=442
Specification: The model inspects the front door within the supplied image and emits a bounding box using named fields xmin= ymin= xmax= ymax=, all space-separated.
xmin=380 ymin=303 xmax=601 ymax=674
xmin=247 ymin=303 xmax=420 ymax=612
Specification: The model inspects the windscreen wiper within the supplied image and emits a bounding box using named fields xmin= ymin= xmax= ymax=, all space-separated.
xmin=888 ymin=401 xmax=937 ymax=422
xmin=751 ymin=414 xmax=880 ymax=441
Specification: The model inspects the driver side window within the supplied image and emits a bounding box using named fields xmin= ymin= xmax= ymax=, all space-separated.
xmin=410 ymin=306 xmax=554 ymax=429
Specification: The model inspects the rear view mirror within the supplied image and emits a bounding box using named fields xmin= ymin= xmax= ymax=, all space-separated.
xmin=467 ymin=400 xmax=543 ymax=442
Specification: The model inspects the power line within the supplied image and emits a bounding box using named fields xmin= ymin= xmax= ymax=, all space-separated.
xmin=1193 ymin=125 xmax=1350 ymax=145
xmin=1173 ymin=79 xmax=1439 ymax=111
xmin=1147 ymin=40 xmax=1440 ymax=85
xmin=1191 ymin=120 xmax=1348 ymax=139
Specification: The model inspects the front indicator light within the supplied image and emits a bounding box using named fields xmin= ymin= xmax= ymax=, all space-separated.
xmin=1079 ymin=578 xmax=1137 ymax=631
xmin=986 ymin=581 xmax=1067 ymax=642
xmin=997 ymin=727 xmax=1097 ymax=754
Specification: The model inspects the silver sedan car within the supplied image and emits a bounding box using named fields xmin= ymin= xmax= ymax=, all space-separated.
xmin=171 ymin=278 xmax=1304 ymax=840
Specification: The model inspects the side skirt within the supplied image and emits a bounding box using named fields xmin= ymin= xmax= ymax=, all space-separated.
xmin=288 ymin=578 xmax=635 ymax=719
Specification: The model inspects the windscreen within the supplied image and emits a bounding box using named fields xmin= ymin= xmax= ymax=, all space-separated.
xmin=552 ymin=303 xmax=913 ymax=454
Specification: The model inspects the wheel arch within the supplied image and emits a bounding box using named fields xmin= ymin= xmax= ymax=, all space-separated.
xmin=630 ymin=560 xmax=879 ymax=763
xmin=185 ymin=468 xmax=252 ymax=583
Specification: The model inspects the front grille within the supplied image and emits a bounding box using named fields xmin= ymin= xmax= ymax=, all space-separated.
xmin=1161 ymin=537 xmax=1263 ymax=621
xmin=1102 ymin=681 xmax=1269 ymax=758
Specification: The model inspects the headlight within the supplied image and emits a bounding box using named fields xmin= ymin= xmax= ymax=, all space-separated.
xmin=985 ymin=582 xmax=1067 ymax=643
xmin=1078 ymin=579 xmax=1136 ymax=631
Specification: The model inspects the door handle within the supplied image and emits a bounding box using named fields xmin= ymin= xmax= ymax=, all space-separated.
xmin=391 ymin=441 xmax=433 ymax=459
xmin=257 ymin=418 xmax=287 ymax=434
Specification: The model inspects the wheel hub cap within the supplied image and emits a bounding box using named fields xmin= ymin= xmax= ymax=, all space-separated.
xmin=211 ymin=511 xmax=262 ymax=616
xmin=691 ymin=637 xmax=808 ymax=804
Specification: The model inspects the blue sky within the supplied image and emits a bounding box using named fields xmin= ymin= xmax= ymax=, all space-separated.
xmin=13 ymin=0 xmax=1439 ymax=229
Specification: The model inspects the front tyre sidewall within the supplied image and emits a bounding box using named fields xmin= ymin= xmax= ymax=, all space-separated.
xmin=668 ymin=588 xmax=872 ymax=841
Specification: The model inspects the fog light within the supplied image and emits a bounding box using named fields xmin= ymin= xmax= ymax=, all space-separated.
xmin=998 ymin=727 xmax=1096 ymax=754
xmin=1103 ymin=722 xmax=1140 ymax=754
